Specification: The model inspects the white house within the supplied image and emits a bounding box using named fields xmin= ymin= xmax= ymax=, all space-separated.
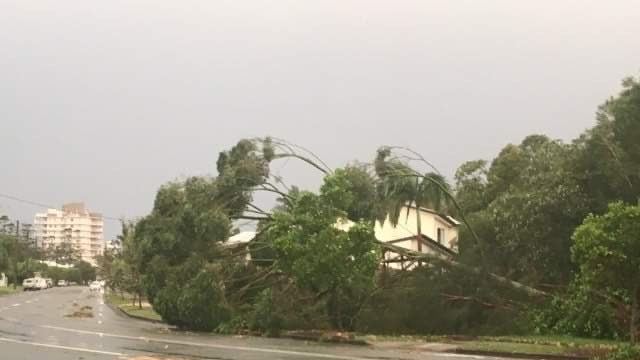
xmin=224 ymin=231 xmax=256 ymax=262
xmin=375 ymin=205 xmax=459 ymax=270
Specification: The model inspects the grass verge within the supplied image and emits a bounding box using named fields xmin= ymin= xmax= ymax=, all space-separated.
xmin=105 ymin=291 xmax=163 ymax=322
xmin=359 ymin=334 xmax=624 ymax=358
xmin=459 ymin=335 xmax=621 ymax=357
xmin=119 ymin=304 xmax=163 ymax=321
xmin=458 ymin=340 xmax=574 ymax=356
xmin=0 ymin=286 xmax=22 ymax=296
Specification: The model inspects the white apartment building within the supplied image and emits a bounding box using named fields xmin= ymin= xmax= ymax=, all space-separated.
xmin=33 ymin=203 xmax=104 ymax=266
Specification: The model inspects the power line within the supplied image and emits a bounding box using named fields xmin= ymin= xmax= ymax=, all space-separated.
xmin=0 ymin=192 xmax=122 ymax=222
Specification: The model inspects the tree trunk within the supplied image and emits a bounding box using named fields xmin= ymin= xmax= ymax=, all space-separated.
xmin=415 ymin=204 xmax=423 ymax=252
xmin=11 ymin=260 xmax=17 ymax=290
xmin=138 ymin=292 xmax=143 ymax=309
xmin=334 ymin=289 xmax=343 ymax=331
xmin=379 ymin=241 xmax=548 ymax=297
xmin=415 ymin=201 xmax=423 ymax=268
xmin=631 ymin=286 xmax=639 ymax=344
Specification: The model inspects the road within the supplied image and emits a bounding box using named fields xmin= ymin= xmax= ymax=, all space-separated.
xmin=0 ymin=287 xmax=504 ymax=360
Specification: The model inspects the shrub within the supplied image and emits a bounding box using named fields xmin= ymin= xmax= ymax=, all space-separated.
xmin=153 ymin=266 xmax=231 ymax=331
xmin=248 ymin=289 xmax=283 ymax=337
xmin=177 ymin=270 xmax=231 ymax=331
xmin=356 ymin=268 xmax=526 ymax=335
xmin=530 ymin=277 xmax=625 ymax=339
xmin=597 ymin=345 xmax=640 ymax=360
xmin=216 ymin=314 xmax=248 ymax=334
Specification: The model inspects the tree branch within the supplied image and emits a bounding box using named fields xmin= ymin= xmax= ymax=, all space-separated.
xmin=271 ymin=137 xmax=333 ymax=174
xmin=378 ymin=240 xmax=548 ymax=297
xmin=231 ymin=215 xmax=271 ymax=221
xmin=272 ymin=153 xmax=330 ymax=175
xmin=385 ymin=146 xmax=443 ymax=176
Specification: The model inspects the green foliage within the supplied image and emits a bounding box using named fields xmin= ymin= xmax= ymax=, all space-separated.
xmin=0 ymin=235 xmax=14 ymax=272
xmin=0 ymin=233 xmax=42 ymax=285
xmin=321 ymin=165 xmax=377 ymax=221
xmin=571 ymin=77 xmax=640 ymax=211
xmin=15 ymin=259 xmax=47 ymax=283
xmin=44 ymin=242 xmax=80 ymax=265
xmin=44 ymin=266 xmax=81 ymax=285
xmin=177 ymin=267 xmax=231 ymax=331
xmin=151 ymin=258 xmax=231 ymax=330
xmin=454 ymin=160 xmax=489 ymax=213
xmin=374 ymin=147 xmax=452 ymax=226
xmin=216 ymin=314 xmax=249 ymax=335
xmin=572 ymin=203 xmax=640 ymax=295
xmin=571 ymin=203 xmax=640 ymax=341
xmin=117 ymin=139 xmax=274 ymax=331
xmin=216 ymin=139 xmax=270 ymax=217
xmin=267 ymin=192 xmax=379 ymax=295
xmin=597 ymin=345 xmax=640 ymax=360
xmin=531 ymin=276 xmax=623 ymax=339
xmin=74 ymin=260 xmax=96 ymax=284
xmin=357 ymin=268 xmax=526 ymax=335
xmin=137 ymin=179 xmax=233 ymax=328
xmin=534 ymin=202 xmax=640 ymax=341
xmin=248 ymin=289 xmax=283 ymax=336
xmin=256 ymin=168 xmax=381 ymax=330
xmin=449 ymin=76 xmax=640 ymax=340
xmin=456 ymin=135 xmax=589 ymax=285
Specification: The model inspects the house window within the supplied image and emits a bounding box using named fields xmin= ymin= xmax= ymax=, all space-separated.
xmin=437 ymin=228 xmax=445 ymax=244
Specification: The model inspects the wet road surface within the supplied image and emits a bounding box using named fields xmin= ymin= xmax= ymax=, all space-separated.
xmin=0 ymin=287 xmax=504 ymax=360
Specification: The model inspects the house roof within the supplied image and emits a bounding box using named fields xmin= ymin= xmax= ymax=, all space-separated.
xmin=386 ymin=234 xmax=456 ymax=257
xmin=404 ymin=204 xmax=460 ymax=227
xmin=226 ymin=231 xmax=256 ymax=246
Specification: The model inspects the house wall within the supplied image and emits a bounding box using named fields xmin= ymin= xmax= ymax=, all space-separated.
xmin=375 ymin=207 xmax=458 ymax=251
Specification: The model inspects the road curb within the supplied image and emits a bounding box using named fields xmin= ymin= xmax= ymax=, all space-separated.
xmin=449 ymin=348 xmax=589 ymax=360
xmin=105 ymin=301 xmax=164 ymax=324
xmin=282 ymin=332 xmax=369 ymax=346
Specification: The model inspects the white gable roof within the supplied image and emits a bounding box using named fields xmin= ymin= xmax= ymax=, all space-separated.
xmin=226 ymin=231 xmax=256 ymax=246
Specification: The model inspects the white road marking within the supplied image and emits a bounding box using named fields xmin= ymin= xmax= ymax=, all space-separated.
xmin=0 ymin=336 xmax=125 ymax=356
xmin=98 ymin=320 xmax=103 ymax=325
xmin=430 ymin=354 xmax=489 ymax=359
xmin=41 ymin=325 xmax=490 ymax=360
xmin=11 ymin=303 xmax=20 ymax=307
xmin=25 ymin=300 xmax=32 ymax=304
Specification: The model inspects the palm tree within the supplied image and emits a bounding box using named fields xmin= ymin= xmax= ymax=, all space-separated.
xmin=374 ymin=147 xmax=452 ymax=252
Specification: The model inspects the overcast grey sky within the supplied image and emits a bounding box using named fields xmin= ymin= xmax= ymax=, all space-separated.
xmin=1 ymin=1 xmax=639 ymax=240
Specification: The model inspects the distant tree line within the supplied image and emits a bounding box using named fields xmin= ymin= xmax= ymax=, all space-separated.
xmin=0 ymin=218 xmax=96 ymax=286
